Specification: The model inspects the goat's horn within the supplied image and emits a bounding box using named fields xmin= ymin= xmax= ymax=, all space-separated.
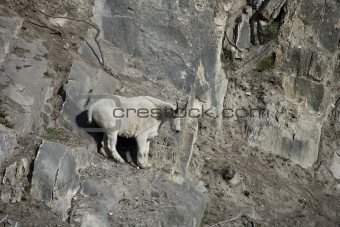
xmin=182 ymin=99 xmax=188 ymax=110
xmin=176 ymin=100 xmax=179 ymax=110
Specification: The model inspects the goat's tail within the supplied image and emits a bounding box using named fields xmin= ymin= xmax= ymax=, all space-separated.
xmin=87 ymin=103 xmax=94 ymax=124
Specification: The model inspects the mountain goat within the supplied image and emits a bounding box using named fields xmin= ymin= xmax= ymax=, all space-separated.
xmin=87 ymin=95 xmax=187 ymax=169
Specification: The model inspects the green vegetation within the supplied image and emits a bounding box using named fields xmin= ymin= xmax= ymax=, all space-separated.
xmin=259 ymin=21 xmax=281 ymax=44
xmin=43 ymin=70 xmax=53 ymax=78
xmin=214 ymin=192 xmax=224 ymax=198
xmin=196 ymin=140 xmax=208 ymax=150
xmin=297 ymin=13 xmax=310 ymax=26
xmin=201 ymin=210 xmax=212 ymax=225
xmin=275 ymin=154 xmax=290 ymax=162
xmin=243 ymin=190 xmax=250 ymax=197
xmin=298 ymin=198 xmax=306 ymax=208
xmin=43 ymin=127 xmax=63 ymax=141
xmin=300 ymin=16 xmax=310 ymax=26
xmin=256 ymin=52 xmax=276 ymax=72
xmin=221 ymin=49 xmax=237 ymax=72
xmin=0 ymin=101 xmax=14 ymax=128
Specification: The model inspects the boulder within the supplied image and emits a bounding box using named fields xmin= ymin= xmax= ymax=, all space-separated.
xmin=234 ymin=14 xmax=251 ymax=51
xmin=74 ymin=169 xmax=205 ymax=227
xmin=330 ymin=152 xmax=340 ymax=180
xmin=247 ymin=0 xmax=265 ymax=9
xmin=258 ymin=0 xmax=287 ymax=21
xmin=30 ymin=141 xmax=94 ymax=221
xmin=0 ymin=13 xmax=22 ymax=63
xmin=0 ymin=126 xmax=17 ymax=165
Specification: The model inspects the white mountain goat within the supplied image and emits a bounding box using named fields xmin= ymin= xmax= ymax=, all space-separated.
xmin=87 ymin=96 xmax=187 ymax=169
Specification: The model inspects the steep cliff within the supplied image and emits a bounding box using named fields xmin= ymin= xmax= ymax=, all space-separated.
xmin=0 ymin=0 xmax=339 ymax=226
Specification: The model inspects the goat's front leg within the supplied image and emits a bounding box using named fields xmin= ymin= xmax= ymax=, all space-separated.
xmin=137 ymin=136 xmax=152 ymax=169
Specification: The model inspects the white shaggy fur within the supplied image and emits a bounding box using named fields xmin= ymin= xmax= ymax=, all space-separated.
xmin=87 ymin=95 xmax=183 ymax=169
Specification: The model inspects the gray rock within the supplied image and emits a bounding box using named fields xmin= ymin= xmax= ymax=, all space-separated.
xmin=300 ymin=0 xmax=340 ymax=53
xmin=0 ymin=14 xmax=22 ymax=64
xmin=248 ymin=114 xmax=322 ymax=168
xmin=0 ymin=126 xmax=17 ymax=165
xmin=79 ymin=30 xmax=126 ymax=74
xmin=11 ymin=186 xmax=23 ymax=203
xmin=15 ymin=158 xmax=28 ymax=180
xmin=234 ymin=14 xmax=251 ymax=51
xmin=0 ymin=37 xmax=51 ymax=135
xmin=330 ymin=152 xmax=340 ymax=180
xmin=74 ymin=171 xmax=205 ymax=227
xmin=247 ymin=0 xmax=264 ymax=9
xmin=30 ymin=141 xmax=94 ymax=221
xmin=42 ymin=103 xmax=54 ymax=126
xmin=283 ymin=76 xmax=327 ymax=113
xmin=80 ymin=180 xmax=100 ymax=197
xmin=259 ymin=0 xmax=287 ymax=21
xmin=195 ymin=181 xmax=207 ymax=194
xmin=0 ymin=188 xmax=11 ymax=203
xmin=91 ymin=0 xmax=227 ymax=116
xmin=2 ymin=162 xmax=17 ymax=186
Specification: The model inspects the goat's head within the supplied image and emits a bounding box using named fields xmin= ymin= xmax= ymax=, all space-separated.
xmin=170 ymin=100 xmax=188 ymax=133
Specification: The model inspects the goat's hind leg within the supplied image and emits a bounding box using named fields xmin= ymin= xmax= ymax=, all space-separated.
xmin=100 ymin=134 xmax=110 ymax=157
xmin=137 ymin=136 xmax=152 ymax=169
xmin=106 ymin=131 xmax=125 ymax=163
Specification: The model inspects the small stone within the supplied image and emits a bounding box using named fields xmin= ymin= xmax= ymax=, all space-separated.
xmin=108 ymin=212 xmax=113 ymax=216
xmin=195 ymin=181 xmax=207 ymax=193
xmin=2 ymin=162 xmax=17 ymax=186
xmin=246 ymin=91 xmax=251 ymax=96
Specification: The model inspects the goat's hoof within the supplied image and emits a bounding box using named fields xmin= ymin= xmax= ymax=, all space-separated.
xmin=115 ymin=158 xmax=125 ymax=164
xmin=139 ymin=163 xmax=152 ymax=170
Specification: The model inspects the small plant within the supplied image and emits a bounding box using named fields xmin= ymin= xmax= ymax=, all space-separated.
xmin=0 ymin=101 xmax=14 ymax=128
xmin=298 ymin=13 xmax=310 ymax=26
xmin=215 ymin=192 xmax=224 ymax=198
xmin=202 ymin=210 xmax=212 ymax=225
xmin=243 ymin=190 xmax=250 ymax=197
xmin=43 ymin=71 xmax=53 ymax=78
xmin=256 ymin=52 xmax=276 ymax=72
xmin=221 ymin=49 xmax=237 ymax=72
xmin=43 ymin=127 xmax=63 ymax=141
xmin=259 ymin=21 xmax=281 ymax=44
xmin=298 ymin=198 xmax=306 ymax=208
xmin=300 ymin=16 xmax=310 ymax=26
xmin=276 ymin=154 xmax=290 ymax=162
xmin=196 ymin=140 xmax=208 ymax=150
xmin=221 ymin=160 xmax=236 ymax=182
xmin=0 ymin=101 xmax=7 ymax=118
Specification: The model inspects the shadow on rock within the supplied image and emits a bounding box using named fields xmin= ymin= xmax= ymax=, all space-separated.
xmin=76 ymin=110 xmax=139 ymax=165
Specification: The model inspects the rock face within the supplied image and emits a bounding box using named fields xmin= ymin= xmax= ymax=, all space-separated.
xmin=1 ymin=0 xmax=340 ymax=226
xmin=0 ymin=16 xmax=51 ymax=134
xmin=0 ymin=14 xmax=22 ymax=63
xmin=73 ymin=166 xmax=205 ymax=227
xmin=221 ymin=0 xmax=339 ymax=168
xmin=89 ymin=0 xmax=227 ymax=110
